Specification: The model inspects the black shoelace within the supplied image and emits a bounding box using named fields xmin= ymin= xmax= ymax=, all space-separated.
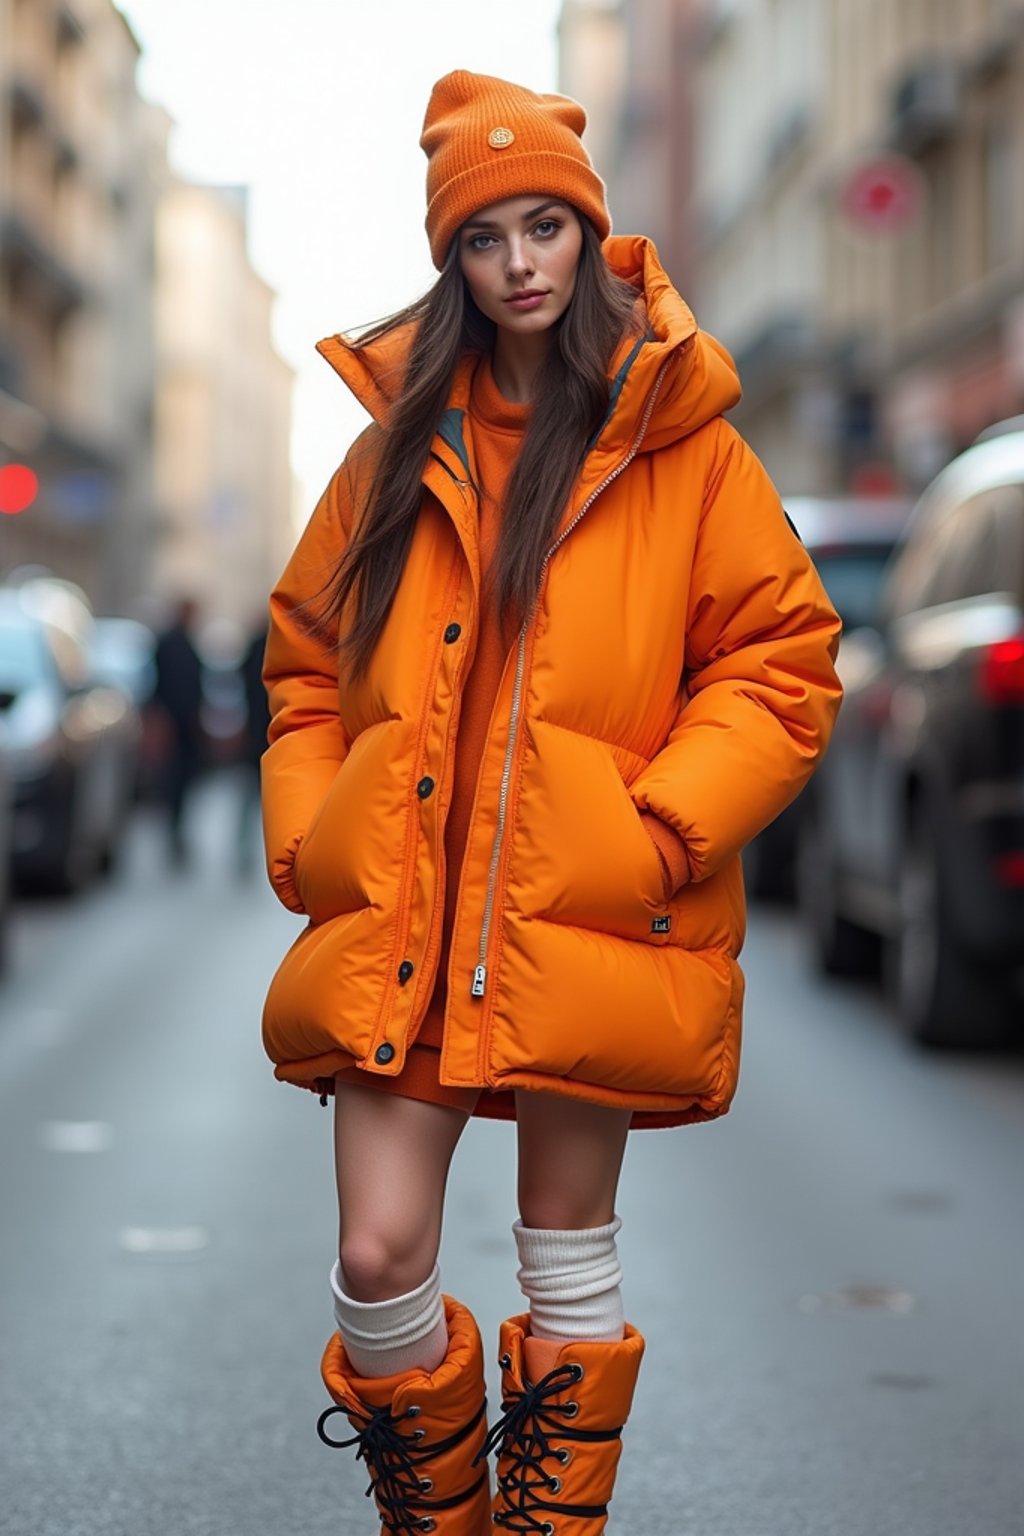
xmin=477 ymin=1362 xmax=621 ymax=1534
xmin=318 ymin=1396 xmax=487 ymax=1533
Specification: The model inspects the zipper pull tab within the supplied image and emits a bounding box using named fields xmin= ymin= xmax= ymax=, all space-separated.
xmin=471 ymin=965 xmax=487 ymax=999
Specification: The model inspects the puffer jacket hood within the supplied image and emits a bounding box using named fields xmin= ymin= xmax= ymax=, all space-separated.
xmin=260 ymin=235 xmax=842 ymax=1129
xmin=602 ymin=235 xmax=743 ymax=455
xmin=315 ymin=235 xmax=741 ymax=462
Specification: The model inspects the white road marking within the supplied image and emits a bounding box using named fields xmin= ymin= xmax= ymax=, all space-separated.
xmin=118 ymin=1226 xmax=210 ymax=1254
xmin=39 ymin=1120 xmax=113 ymax=1153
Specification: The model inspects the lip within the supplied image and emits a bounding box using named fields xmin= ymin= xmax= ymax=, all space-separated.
xmin=505 ymin=291 xmax=548 ymax=310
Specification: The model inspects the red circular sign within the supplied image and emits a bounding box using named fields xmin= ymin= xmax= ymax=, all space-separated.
xmin=0 ymin=464 xmax=39 ymax=515
xmin=840 ymin=156 xmax=924 ymax=233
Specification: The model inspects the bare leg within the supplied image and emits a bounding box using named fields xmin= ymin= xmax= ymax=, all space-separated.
xmin=490 ymin=1095 xmax=639 ymax=1530
xmin=515 ymin=1090 xmax=631 ymax=1230
xmin=324 ymin=1086 xmax=493 ymax=1532
xmin=334 ymin=1081 xmax=471 ymax=1301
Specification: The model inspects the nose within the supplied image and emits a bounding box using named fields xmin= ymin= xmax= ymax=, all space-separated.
xmin=505 ymin=237 xmax=534 ymax=281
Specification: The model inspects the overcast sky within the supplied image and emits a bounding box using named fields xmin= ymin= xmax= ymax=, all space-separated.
xmin=119 ymin=0 xmax=562 ymax=524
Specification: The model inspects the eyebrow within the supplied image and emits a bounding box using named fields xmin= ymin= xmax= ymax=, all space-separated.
xmin=462 ymin=200 xmax=565 ymax=232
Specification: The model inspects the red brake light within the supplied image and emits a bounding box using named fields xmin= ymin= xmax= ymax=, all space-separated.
xmin=979 ymin=637 xmax=1024 ymax=703
xmin=0 ymin=464 xmax=38 ymax=514
xmin=994 ymin=852 xmax=1024 ymax=887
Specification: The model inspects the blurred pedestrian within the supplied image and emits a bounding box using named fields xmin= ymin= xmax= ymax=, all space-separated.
xmin=152 ymin=596 xmax=204 ymax=867
xmin=260 ymin=71 xmax=843 ymax=1534
xmin=236 ymin=618 xmax=270 ymax=877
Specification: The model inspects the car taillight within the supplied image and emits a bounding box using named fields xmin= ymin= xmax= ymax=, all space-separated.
xmin=978 ymin=636 xmax=1024 ymax=703
xmin=994 ymin=852 xmax=1024 ymax=888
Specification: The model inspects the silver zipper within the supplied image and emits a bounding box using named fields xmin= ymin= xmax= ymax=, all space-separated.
xmin=471 ymin=623 xmax=528 ymax=997
xmin=471 ymin=358 xmax=672 ymax=998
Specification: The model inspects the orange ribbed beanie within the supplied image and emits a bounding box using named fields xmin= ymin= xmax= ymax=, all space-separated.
xmin=420 ymin=70 xmax=611 ymax=269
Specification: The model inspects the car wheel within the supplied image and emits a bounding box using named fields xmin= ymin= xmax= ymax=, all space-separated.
xmin=890 ymin=811 xmax=1012 ymax=1049
xmin=796 ymin=794 xmax=879 ymax=976
xmin=0 ymin=881 xmax=9 ymax=973
xmin=48 ymin=793 xmax=100 ymax=895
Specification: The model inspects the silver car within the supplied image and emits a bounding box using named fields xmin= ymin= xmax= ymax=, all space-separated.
xmin=0 ymin=588 xmax=140 ymax=893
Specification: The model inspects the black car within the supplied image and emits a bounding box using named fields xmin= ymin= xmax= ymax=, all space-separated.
xmin=0 ymin=589 xmax=140 ymax=892
xmin=796 ymin=423 xmax=1024 ymax=1047
xmin=0 ymin=733 xmax=12 ymax=968
xmin=742 ymin=496 xmax=911 ymax=899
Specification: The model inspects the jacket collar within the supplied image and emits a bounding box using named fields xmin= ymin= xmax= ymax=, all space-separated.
xmin=315 ymin=235 xmax=741 ymax=527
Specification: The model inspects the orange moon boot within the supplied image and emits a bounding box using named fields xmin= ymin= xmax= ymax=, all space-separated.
xmin=480 ymin=1315 xmax=645 ymax=1534
xmin=318 ymin=1296 xmax=492 ymax=1534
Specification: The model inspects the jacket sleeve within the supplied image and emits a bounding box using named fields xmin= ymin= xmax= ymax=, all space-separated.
xmin=261 ymin=461 xmax=353 ymax=913
xmin=629 ymin=421 xmax=843 ymax=884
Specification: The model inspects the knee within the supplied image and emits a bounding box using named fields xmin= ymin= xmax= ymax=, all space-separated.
xmin=338 ymin=1227 xmax=437 ymax=1303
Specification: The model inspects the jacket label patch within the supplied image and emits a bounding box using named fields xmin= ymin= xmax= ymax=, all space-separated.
xmin=651 ymin=915 xmax=671 ymax=934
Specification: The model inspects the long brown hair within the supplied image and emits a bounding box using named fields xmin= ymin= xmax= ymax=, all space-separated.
xmin=312 ymin=215 xmax=640 ymax=678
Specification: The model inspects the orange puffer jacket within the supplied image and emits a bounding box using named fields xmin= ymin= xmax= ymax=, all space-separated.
xmin=261 ymin=236 xmax=842 ymax=1129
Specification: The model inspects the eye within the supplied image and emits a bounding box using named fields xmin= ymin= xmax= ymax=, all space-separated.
xmin=467 ymin=233 xmax=496 ymax=252
xmin=534 ymin=218 xmax=563 ymax=238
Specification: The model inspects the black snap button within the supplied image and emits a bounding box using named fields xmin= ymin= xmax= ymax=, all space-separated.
xmin=374 ymin=1043 xmax=396 ymax=1066
xmin=443 ymin=622 xmax=461 ymax=644
xmin=416 ymin=776 xmax=435 ymax=799
xmin=397 ymin=960 xmax=414 ymax=985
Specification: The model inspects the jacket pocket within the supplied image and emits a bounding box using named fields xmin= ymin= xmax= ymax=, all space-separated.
xmin=293 ymin=718 xmax=409 ymax=925
xmin=511 ymin=721 xmax=670 ymax=943
xmin=262 ymin=904 xmax=387 ymax=1067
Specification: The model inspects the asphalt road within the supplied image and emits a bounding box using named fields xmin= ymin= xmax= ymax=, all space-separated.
xmin=1 ymin=773 xmax=1022 ymax=1536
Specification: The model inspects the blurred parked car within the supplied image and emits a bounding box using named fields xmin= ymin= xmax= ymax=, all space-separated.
xmin=88 ymin=616 xmax=157 ymax=706
xmin=0 ymin=731 xmax=12 ymax=969
xmin=743 ymin=496 xmax=912 ymax=899
xmin=89 ymin=616 xmax=159 ymax=799
xmin=0 ymin=588 xmax=141 ymax=892
xmin=796 ymin=422 xmax=1024 ymax=1048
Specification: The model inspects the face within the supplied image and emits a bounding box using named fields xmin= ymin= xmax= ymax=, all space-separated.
xmin=458 ymin=195 xmax=584 ymax=334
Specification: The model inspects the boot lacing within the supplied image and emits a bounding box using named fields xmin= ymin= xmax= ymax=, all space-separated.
xmin=318 ymin=1396 xmax=487 ymax=1533
xmin=477 ymin=1360 xmax=622 ymax=1534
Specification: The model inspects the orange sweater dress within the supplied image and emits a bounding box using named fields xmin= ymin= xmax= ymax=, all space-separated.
xmin=333 ymin=357 xmax=690 ymax=1112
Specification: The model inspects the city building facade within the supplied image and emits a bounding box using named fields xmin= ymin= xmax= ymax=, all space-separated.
xmin=691 ymin=0 xmax=1024 ymax=493
xmin=0 ymin=0 xmax=159 ymax=607
xmin=831 ymin=0 xmax=1024 ymax=488
xmin=689 ymin=0 xmax=833 ymax=492
xmin=559 ymin=0 xmax=628 ymax=198
xmin=153 ymin=179 xmax=294 ymax=635
xmin=559 ymin=0 xmax=699 ymax=289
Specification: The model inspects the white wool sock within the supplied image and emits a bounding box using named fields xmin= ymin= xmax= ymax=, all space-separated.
xmin=330 ymin=1260 xmax=448 ymax=1378
xmin=513 ymin=1217 xmax=625 ymax=1341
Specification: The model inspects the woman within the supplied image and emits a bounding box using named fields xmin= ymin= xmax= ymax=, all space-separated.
xmin=261 ymin=70 xmax=842 ymax=1535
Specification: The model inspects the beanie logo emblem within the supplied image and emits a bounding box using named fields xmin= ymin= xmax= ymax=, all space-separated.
xmin=487 ymin=126 xmax=516 ymax=150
